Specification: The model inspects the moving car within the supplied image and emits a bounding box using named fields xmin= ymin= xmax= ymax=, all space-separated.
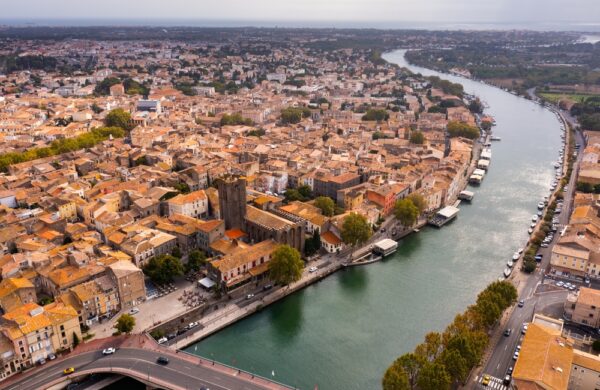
xmin=156 ymin=356 xmax=169 ymax=365
xmin=503 ymin=375 xmax=512 ymax=386
xmin=102 ymin=347 xmax=116 ymax=355
xmin=262 ymin=284 xmax=273 ymax=291
xmin=246 ymin=294 xmax=254 ymax=299
xmin=504 ymin=328 xmax=512 ymax=337
xmin=63 ymin=367 xmax=75 ymax=375
xmin=518 ymin=300 xmax=525 ymax=307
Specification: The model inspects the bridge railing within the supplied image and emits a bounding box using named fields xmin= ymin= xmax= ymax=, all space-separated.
xmin=177 ymin=348 xmax=297 ymax=389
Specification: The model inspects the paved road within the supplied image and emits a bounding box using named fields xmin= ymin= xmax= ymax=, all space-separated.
xmin=6 ymin=348 xmax=283 ymax=390
xmin=479 ymin=107 xmax=584 ymax=384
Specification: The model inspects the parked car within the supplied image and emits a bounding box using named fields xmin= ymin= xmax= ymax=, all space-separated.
xmin=157 ymin=337 xmax=168 ymax=344
xmin=513 ymin=351 xmax=520 ymax=360
xmin=48 ymin=353 xmax=56 ymax=360
xmin=503 ymin=375 xmax=512 ymax=386
xmin=188 ymin=321 xmax=199 ymax=329
xmin=37 ymin=358 xmax=46 ymax=365
xmin=246 ymin=294 xmax=255 ymax=299
xmin=156 ymin=356 xmax=169 ymax=365
xmin=102 ymin=347 xmax=116 ymax=355
xmin=129 ymin=308 xmax=140 ymax=315
xmin=262 ymin=284 xmax=273 ymax=291
xmin=522 ymin=324 xmax=528 ymax=335
xmin=309 ymin=266 xmax=318 ymax=273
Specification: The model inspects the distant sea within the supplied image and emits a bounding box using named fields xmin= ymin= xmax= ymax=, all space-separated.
xmin=1 ymin=19 xmax=600 ymax=32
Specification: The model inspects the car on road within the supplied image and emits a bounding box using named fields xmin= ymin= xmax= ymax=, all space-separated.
xmin=188 ymin=321 xmax=199 ymax=329
xmin=246 ymin=294 xmax=254 ymax=299
xmin=102 ymin=347 xmax=116 ymax=355
xmin=504 ymin=328 xmax=512 ymax=337
xmin=481 ymin=374 xmax=491 ymax=386
xmin=262 ymin=284 xmax=273 ymax=291
xmin=513 ymin=351 xmax=520 ymax=360
xmin=156 ymin=356 xmax=169 ymax=365
xmin=63 ymin=367 xmax=75 ymax=375
xmin=518 ymin=300 xmax=525 ymax=307
xmin=200 ymin=387 xmax=210 ymax=390
xmin=541 ymin=242 xmax=549 ymax=248
xmin=129 ymin=308 xmax=140 ymax=315
xmin=309 ymin=266 xmax=318 ymax=273
xmin=557 ymin=281 xmax=564 ymax=287
xmin=503 ymin=375 xmax=512 ymax=386
xmin=507 ymin=366 xmax=514 ymax=375
xmin=522 ymin=324 xmax=528 ymax=335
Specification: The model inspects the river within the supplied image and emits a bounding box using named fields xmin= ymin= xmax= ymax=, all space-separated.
xmin=186 ymin=49 xmax=563 ymax=390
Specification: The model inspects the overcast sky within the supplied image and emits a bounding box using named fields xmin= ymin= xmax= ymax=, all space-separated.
xmin=3 ymin=0 xmax=600 ymax=28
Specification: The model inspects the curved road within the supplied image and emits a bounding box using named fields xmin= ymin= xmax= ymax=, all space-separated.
xmin=6 ymin=347 xmax=286 ymax=390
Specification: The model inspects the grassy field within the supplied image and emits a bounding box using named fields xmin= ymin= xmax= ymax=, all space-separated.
xmin=538 ymin=92 xmax=597 ymax=104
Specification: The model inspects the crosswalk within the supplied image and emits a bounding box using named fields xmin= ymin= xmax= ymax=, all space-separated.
xmin=475 ymin=374 xmax=508 ymax=390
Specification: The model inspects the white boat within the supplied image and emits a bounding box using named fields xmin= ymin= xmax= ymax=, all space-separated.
xmin=532 ymin=215 xmax=538 ymax=222
xmin=537 ymin=202 xmax=545 ymax=210
xmin=504 ymin=268 xmax=512 ymax=278
xmin=490 ymin=136 xmax=501 ymax=141
xmin=512 ymin=253 xmax=520 ymax=261
xmin=518 ymin=248 xmax=524 ymax=254
xmin=528 ymin=228 xmax=534 ymax=234
xmin=507 ymin=260 xmax=514 ymax=268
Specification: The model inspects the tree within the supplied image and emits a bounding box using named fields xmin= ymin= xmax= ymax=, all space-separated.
xmin=281 ymin=107 xmax=311 ymax=124
xmin=314 ymin=196 xmax=335 ymax=217
xmin=171 ymin=246 xmax=182 ymax=259
xmin=268 ymin=245 xmax=304 ymax=286
xmin=395 ymin=199 xmax=419 ymax=227
xmin=407 ymin=193 xmax=427 ymax=214
xmin=417 ymin=362 xmax=451 ymax=390
xmin=284 ymin=189 xmax=304 ymax=202
xmin=341 ymin=213 xmax=372 ymax=247
xmin=304 ymin=229 xmax=321 ymax=257
xmin=362 ymin=108 xmax=389 ymax=122
xmin=104 ymin=108 xmax=132 ymax=131
xmin=220 ymin=113 xmax=253 ymax=126
xmin=382 ymin=363 xmax=411 ymax=390
xmin=593 ymin=340 xmax=600 ymax=352
xmin=409 ymin=130 xmax=425 ymax=144
xmin=186 ymin=250 xmax=207 ymax=273
xmin=440 ymin=348 xmax=469 ymax=384
xmin=297 ymin=185 xmax=313 ymax=199
xmin=72 ymin=332 xmax=80 ymax=348
xmin=447 ymin=121 xmax=480 ymax=140
xmin=114 ymin=314 xmax=136 ymax=334
xmin=468 ymin=99 xmax=484 ymax=114
xmin=143 ymin=254 xmax=184 ymax=284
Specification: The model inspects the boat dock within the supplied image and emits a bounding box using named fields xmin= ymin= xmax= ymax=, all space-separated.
xmin=428 ymin=205 xmax=460 ymax=227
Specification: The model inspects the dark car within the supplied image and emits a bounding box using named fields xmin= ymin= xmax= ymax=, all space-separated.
xmin=503 ymin=374 xmax=511 ymax=386
xmin=504 ymin=328 xmax=512 ymax=337
xmin=262 ymin=284 xmax=273 ymax=291
xmin=518 ymin=300 xmax=525 ymax=308
xmin=157 ymin=356 xmax=169 ymax=365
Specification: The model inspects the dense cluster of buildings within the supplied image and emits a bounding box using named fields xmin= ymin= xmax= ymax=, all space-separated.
xmin=0 ymin=35 xmax=480 ymax=381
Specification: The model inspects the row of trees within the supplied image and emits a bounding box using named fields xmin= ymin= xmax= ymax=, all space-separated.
xmin=447 ymin=121 xmax=480 ymax=140
xmin=362 ymin=108 xmax=390 ymax=122
xmin=220 ymin=113 xmax=254 ymax=126
xmin=0 ymin=126 xmax=125 ymax=172
xmin=281 ymin=107 xmax=312 ymax=124
xmin=284 ymin=184 xmax=314 ymax=202
xmin=576 ymin=181 xmax=600 ymax=194
xmin=383 ymin=281 xmax=517 ymax=390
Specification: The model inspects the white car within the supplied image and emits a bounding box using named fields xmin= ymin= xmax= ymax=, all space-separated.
xmin=129 ymin=308 xmax=140 ymax=315
xmin=188 ymin=321 xmax=199 ymax=329
xmin=309 ymin=266 xmax=318 ymax=273
xmin=102 ymin=347 xmax=116 ymax=355
xmin=157 ymin=337 xmax=168 ymax=344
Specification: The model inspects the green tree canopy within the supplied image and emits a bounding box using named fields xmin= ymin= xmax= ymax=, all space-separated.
xmin=268 ymin=245 xmax=304 ymax=285
xmin=143 ymin=254 xmax=184 ymax=285
xmin=314 ymin=196 xmax=335 ymax=217
xmin=409 ymin=130 xmax=425 ymax=144
xmin=186 ymin=250 xmax=207 ymax=273
xmin=362 ymin=108 xmax=390 ymax=122
xmin=104 ymin=108 xmax=132 ymax=131
xmin=220 ymin=113 xmax=254 ymax=126
xmin=280 ymin=107 xmax=311 ymax=124
xmin=114 ymin=314 xmax=136 ymax=334
xmin=406 ymin=193 xmax=427 ymax=214
xmin=341 ymin=213 xmax=372 ymax=246
xmin=395 ymin=198 xmax=419 ymax=227
xmin=417 ymin=362 xmax=451 ymax=390
xmin=297 ymin=185 xmax=313 ymax=199
xmin=447 ymin=121 xmax=480 ymax=140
